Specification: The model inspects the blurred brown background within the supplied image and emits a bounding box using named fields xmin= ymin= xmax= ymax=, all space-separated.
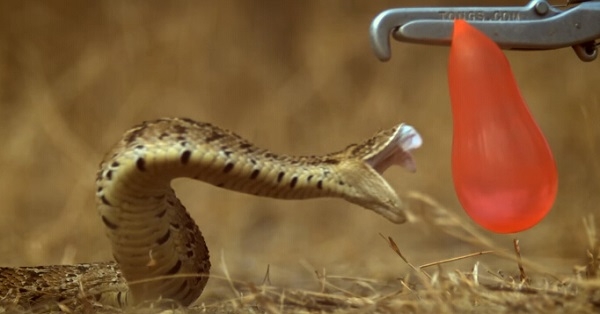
xmin=0 ymin=0 xmax=599 ymax=301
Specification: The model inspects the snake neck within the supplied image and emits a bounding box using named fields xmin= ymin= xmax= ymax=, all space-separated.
xmin=95 ymin=118 xmax=421 ymax=306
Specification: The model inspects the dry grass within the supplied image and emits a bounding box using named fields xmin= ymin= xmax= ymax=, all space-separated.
xmin=1 ymin=0 xmax=600 ymax=313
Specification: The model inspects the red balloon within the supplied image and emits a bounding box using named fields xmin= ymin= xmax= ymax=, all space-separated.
xmin=448 ymin=20 xmax=558 ymax=233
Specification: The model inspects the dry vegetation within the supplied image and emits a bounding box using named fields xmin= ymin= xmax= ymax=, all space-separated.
xmin=1 ymin=1 xmax=600 ymax=313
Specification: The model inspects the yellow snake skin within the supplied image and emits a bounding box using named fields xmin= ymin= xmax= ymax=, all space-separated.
xmin=0 ymin=117 xmax=422 ymax=311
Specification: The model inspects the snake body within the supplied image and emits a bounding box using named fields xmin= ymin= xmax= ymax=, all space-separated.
xmin=0 ymin=118 xmax=422 ymax=311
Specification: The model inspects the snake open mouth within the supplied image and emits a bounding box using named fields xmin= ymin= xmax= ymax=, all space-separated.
xmin=365 ymin=124 xmax=423 ymax=174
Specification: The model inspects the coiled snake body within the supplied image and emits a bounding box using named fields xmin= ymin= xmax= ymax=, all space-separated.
xmin=0 ymin=118 xmax=422 ymax=311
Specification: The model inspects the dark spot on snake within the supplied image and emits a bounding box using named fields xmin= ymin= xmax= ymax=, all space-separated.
xmin=156 ymin=229 xmax=171 ymax=245
xmin=176 ymin=135 xmax=186 ymax=142
xmin=167 ymin=260 xmax=182 ymax=275
xmin=117 ymin=291 xmax=123 ymax=307
xmin=290 ymin=177 xmax=298 ymax=188
xmin=28 ymin=272 xmax=42 ymax=281
xmin=250 ymin=159 xmax=257 ymax=165
xmin=173 ymin=124 xmax=188 ymax=134
xmin=101 ymin=195 xmax=111 ymax=206
xmin=180 ymin=141 xmax=188 ymax=147
xmin=167 ymin=199 xmax=175 ymax=206
xmin=239 ymin=143 xmax=252 ymax=149
xmin=180 ymin=117 xmax=201 ymax=126
xmin=223 ymin=150 xmax=232 ymax=157
xmin=102 ymin=216 xmax=118 ymax=229
xmin=205 ymin=131 xmax=225 ymax=143
xmin=156 ymin=208 xmax=167 ymax=218
xmin=351 ymin=144 xmax=367 ymax=155
xmin=171 ymin=223 xmax=180 ymax=229
xmin=223 ymin=162 xmax=234 ymax=173
xmin=136 ymin=157 xmax=146 ymax=171
xmin=187 ymin=250 xmax=194 ymax=258
xmin=317 ymin=180 xmax=323 ymax=189
xmin=97 ymin=187 xmax=103 ymax=192
xmin=105 ymin=170 xmax=112 ymax=180
xmin=277 ymin=171 xmax=285 ymax=183
xmin=184 ymin=220 xmax=196 ymax=230
xmin=250 ymin=169 xmax=260 ymax=179
xmin=111 ymin=161 xmax=120 ymax=167
xmin=181 ymin=150 xmax=192 ymax=164
xmin=307 ymin=175 xmax=313 ymax=182
xmin=265 ymin=152 xmax=275 ymax=158
xmin=323 ymin=159 xmax=340 ymax=165
xmin=30 ymin=294 xmax=42 ymax=302
xmin=184 ymin=220 xmax=198 ymax=232
xmin=135 ymin=145 xmax=145 ymax=150
xmin=76 ymin=265 xmax=90 ymax=272
xmin=339 ymin=180 xmax=345 ymax=186
xmin=124 ymin=128 xmax=144 ymax=144
xmin=159 ymin=132 xmax=169 ymax=140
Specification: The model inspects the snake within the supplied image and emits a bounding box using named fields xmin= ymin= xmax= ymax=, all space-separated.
xmin=0 ymin=117 xmax=422 ymax=311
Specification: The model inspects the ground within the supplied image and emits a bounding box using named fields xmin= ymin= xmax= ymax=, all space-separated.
xmin=1 ymin=1 xmax=600 ymax=313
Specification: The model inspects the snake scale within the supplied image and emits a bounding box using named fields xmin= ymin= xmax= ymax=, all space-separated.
xmin=0 ymin=117 xmax=422 ymax=311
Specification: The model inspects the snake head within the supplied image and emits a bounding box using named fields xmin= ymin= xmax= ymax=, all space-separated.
xmin=340 ymin=160 xmax=407 ymax=223
xmin=340 ymin=123 xmax=422 ymax=224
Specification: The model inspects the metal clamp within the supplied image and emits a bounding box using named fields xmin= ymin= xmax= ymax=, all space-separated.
xmin=370 ymin=0 xmax=600 ymax=62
